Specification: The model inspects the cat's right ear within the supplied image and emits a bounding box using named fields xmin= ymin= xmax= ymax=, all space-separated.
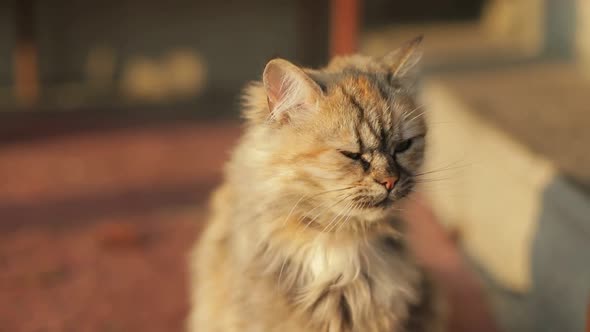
xmin=383 ymin=35 xmax=423 ymax=78
xmin=263 ymin=59 xmax=322 ymax=124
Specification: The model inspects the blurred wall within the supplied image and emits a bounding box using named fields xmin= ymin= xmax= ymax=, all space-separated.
xmin=0 ymin=3 xmax=15 ymax=87
xmin=35 ymin=1 xmax=298 ymax=89
xmin=0 ymin=0 xmax=309 ymax=113
xmin=0 ymin=0 xmax=483 ymax=113
xmin=364 ymin=0 xmax=483 ymax=27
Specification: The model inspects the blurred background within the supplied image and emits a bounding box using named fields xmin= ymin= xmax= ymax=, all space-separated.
xmin=1 ymin=0 xmax=588 ymax=331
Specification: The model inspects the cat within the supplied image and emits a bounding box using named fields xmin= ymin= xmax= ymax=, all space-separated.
xmin=188 ymin=36 xmax=445 ymax=332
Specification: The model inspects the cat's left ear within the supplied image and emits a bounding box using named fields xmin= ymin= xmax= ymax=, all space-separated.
xmin=383 ymin=35 xmax=423 ymax=78
xmin=263 ymin=58 xmax=322 ymax=124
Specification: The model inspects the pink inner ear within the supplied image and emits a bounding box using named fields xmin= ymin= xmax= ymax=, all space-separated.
xmin=265 ymin=65 xmax=289 ymax=111
xmin=263 ymin=59 xmax=321 ymax=122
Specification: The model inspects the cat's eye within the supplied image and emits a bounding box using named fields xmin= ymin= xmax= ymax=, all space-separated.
xmin=340 ymin=150 xmax=361 ymax=160
xmin=395 ymin=139 xmax=413 ymax=154
xmin=340 ymin=150 xmax=370 ymax=171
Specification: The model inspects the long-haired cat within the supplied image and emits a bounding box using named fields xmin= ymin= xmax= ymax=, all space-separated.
xmin=188 ymin=36 xmax=445 ymax=332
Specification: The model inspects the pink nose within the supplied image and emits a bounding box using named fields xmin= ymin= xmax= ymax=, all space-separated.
xmin=381 ymin=177 xmax=398 ymax=191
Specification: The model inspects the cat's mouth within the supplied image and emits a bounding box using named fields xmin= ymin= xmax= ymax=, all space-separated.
xmin=375 ymin=196 xmax=393 ymax=208
xmin=360 ymin=189 xmax=412 ymax=209
xmin=355 ymin=195 xmax=393 ymax=209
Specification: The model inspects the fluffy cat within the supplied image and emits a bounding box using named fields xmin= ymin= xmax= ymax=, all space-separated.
xmin=188 ymin=36 xmax=445 ymax=332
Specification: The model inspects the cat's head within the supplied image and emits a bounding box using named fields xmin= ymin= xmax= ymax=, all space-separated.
xmin=244 ymin=37 xmax=426 ymax=224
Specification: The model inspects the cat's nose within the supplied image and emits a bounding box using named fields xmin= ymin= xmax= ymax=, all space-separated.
xmin=380 ymin=177 xmax=398 ymax=191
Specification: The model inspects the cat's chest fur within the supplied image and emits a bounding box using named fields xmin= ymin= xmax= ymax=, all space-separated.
xmin=253 ymin=228 xmax=423 ymax=332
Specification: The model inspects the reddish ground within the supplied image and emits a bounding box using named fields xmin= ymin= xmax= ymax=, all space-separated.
xmin=0 ymin=121 xmax=497 ymax=332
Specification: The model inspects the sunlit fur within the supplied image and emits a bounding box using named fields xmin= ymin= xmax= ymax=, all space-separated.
xmin=188 ymin=39 xmax=444 ymax=332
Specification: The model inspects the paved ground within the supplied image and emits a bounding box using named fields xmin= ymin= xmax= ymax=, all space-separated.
xmin=0 ymin=121 xmax=498 ymax=332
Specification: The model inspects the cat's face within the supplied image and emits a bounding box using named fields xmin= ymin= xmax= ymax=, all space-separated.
xmin=273 ymin=74 xmax=426 ymax=221
xmin=251 ymin=37 xmax=425 ymax=224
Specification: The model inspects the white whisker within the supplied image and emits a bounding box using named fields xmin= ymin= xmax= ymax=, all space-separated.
xmin=401 ymin=104 xmax=425 ymax=121
xmin=298 ymin=192 xmax=354 ymax=235
xmin=334 ymin=202 xmax=359 ymax=233
xmin=321 ymin=200 xmax=353 ymax=234
xmin=326 ymin=200 xmax=357 ymax=233
xmin=405 ymin=110 xmax=427 ymax=125
xmin=282 ymin=187 xmax=354 ymax=227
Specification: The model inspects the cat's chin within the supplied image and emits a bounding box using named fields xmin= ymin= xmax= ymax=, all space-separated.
xmin=357 ymin=196 xmax=397 ymax=210
xmin=353 ymin=197 xmax=407 ymax=219
xmin=347 ymin=201 xmax=397 ymax=220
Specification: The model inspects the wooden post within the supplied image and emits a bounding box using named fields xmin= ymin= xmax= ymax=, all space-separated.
xmin=329 ymin=0 xmax=360 ymax=57
xmin=13 ymin=0 xmax=39 ymax=107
